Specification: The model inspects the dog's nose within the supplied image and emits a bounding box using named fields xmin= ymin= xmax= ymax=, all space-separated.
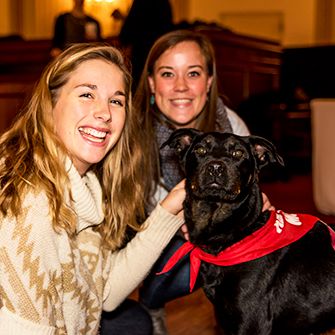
xmin=207 ymin=162 xmax=224 ymax=176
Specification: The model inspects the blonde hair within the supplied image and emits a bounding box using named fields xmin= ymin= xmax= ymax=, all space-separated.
xmin=0 ymin=43 xmax=146 ymax=250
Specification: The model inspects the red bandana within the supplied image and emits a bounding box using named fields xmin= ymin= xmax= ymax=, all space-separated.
xmin=158 ymin=210 xmax=335 ymax=292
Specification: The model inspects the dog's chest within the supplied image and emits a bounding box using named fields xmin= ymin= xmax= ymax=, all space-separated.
xmin=199 ymin=261 xmax=259 ymax=302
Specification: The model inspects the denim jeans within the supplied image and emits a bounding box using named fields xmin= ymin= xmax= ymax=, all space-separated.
xmin=100 ymin=299 xmax=153 ymax=335
xmin=139 ymin=236 xmax=199 ymax=309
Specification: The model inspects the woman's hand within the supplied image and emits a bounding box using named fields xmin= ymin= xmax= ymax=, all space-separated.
xmin=160 ymin=180 xmax=189 ymax=239
xmin=180 ymin=224 xmax=189 ymax=241
xmin=262 ymin=192 xmax=275 ymax=211
xmin=160 ymin=179 xmax=186 ymax=218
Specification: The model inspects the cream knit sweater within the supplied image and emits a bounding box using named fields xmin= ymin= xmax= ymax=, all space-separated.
xmin=0 ymin=162 xmax=184 ymax=334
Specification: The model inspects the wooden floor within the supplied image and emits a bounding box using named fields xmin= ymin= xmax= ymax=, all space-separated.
xmin=166 ymin=289 xmax=219 ymax=335
xmin=157 ymin=172 xmax=335 ymax=335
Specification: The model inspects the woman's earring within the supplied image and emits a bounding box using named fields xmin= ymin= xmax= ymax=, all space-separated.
xmin=150 ymin=94 xmax=155 ymax=106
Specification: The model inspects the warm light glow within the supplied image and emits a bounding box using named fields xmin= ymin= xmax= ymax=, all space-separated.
xmin=85 ymin=0 xmax=133 ymax=37
xmin=87 ymin=0 xmax=116 ymax=3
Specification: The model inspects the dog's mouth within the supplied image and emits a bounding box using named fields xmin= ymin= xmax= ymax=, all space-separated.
xmin=200 ymin=178 xmax=224 ymax=194
xmin=194 ymin=180 xmax=242 ymax=201
xmin=189 ymin=162 xmax=243 ymax=201
xmin=206 ymin=180 xmax=222 ymax=188
xmin=203 ymin=170 xmax=225 ymax=186
xmin=204 ymin=175 xmax=230 ymax=191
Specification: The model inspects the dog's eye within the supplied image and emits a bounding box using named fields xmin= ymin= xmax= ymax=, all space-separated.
xmin=232 ymin=150 xmax=243 ymax=158
xmin=195 ymin=146 xmax=207 ymax=155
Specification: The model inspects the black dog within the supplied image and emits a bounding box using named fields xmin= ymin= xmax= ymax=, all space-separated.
xmin=160 ymin=129 xmax=335 ymax=335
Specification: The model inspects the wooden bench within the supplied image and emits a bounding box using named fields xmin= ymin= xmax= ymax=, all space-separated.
xmin=0 ymin=33 xmax=281 ymax=133
xmin=0 ymin=39 xmax=52 ymax=83
xmin=0 ymin=82 xmax=34 ymax=133
xmin=0 ymin=37 xmax=120 ymax=83
xmin=197 ymin=28 xmax=282 ymax=109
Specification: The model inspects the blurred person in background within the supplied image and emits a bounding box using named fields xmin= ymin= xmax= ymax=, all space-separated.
xmin=50 ymin=0 xmax=102 ymax=58
xmin=119 ymin=0 xmax=174 ymax=90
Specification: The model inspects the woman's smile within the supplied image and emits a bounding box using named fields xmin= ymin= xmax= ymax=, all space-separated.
xmin=53 ymin=59 xmax=126 ymax=175
xmin=149 ymin=41 xmax=213 ymax=128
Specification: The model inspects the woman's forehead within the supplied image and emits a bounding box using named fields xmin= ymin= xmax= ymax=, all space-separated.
xmin=155 ymin=41 xmax=205 ymax=69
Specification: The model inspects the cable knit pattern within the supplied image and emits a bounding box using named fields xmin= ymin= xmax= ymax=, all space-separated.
xmin=103 ymin=204 xmax=184 ymax=311
xmin=0 ymin=161 xmax=184 ymax=334
xmin=65 ymin=158 xmax=104 ymax=232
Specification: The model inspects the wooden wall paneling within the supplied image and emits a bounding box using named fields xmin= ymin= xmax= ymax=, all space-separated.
xmin=0 ymin=30 xmax=281 ymax=134
xmin=215 ymin=67 xmax=246 ymax=108
xmin=0 ymin=82 xmax=34 ymax=133
xmin=248 ymin=67 xmax=281 ymax=96
xmin=0 ymin=39 xmax=52 ymax=82
xmin=197 ymin=28 xmax=282 ymax=109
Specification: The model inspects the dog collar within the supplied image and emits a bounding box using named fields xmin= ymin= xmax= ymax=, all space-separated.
xmin=158 ymin=210 xmax=333 ymax=292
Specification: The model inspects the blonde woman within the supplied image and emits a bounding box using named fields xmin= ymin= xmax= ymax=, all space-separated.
xmin=0 ymin=43 xmax=185 ymax=334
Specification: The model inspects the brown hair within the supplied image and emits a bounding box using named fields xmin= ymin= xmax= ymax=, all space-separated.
xmin=134 ymin=29 xmax=219 ymax=203
xmin=0 ymin=43 xmax=146 ymax=250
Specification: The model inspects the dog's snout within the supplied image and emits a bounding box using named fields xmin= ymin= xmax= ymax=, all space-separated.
xmin=207 ymin=162 xmax=224 ymax=177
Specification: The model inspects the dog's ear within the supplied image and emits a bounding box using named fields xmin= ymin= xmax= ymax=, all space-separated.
xmin=248 ymin=135 xmax=285 ymax=170
xmin=161 ymin=128 xmax=202 ymax=162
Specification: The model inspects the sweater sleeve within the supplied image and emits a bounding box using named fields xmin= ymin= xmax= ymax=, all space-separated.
xmin=0 ymin=193 xmax=59 ymax=334
xmin=0 ymin=308 xmax=55 ymax=335
xmin=103 ymin=204 xmax=184 ymax=311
